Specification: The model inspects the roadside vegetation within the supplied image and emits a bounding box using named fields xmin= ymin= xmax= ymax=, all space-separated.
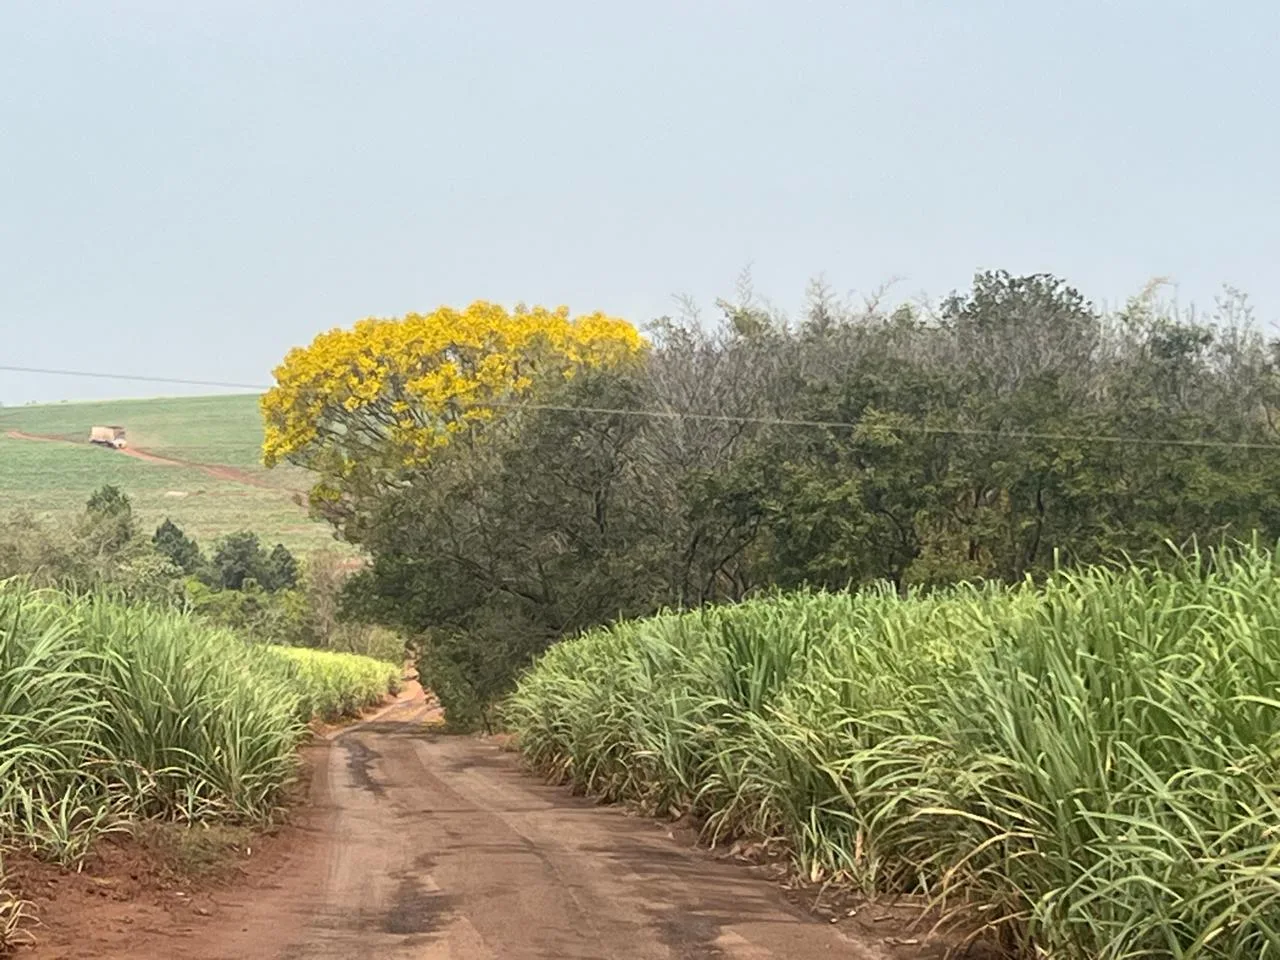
xmin=0 ymin=475 xmax=402 ymax=950
xmin=509 ymin=545 xmax=1280 ymax=959
xmin=263 ymin=279 xmax=1280 ymax=728
xmin=0 ymin=486 xmax=403 ymax=664
xmin=272 ymin=646 xmax=403 ymax=722
xmin=0 ymin=581 xmax=399 ymax=950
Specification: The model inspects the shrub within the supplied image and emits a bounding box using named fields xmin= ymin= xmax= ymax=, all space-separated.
xmin=418 ymin=629 xmax=533 ymax=733
xmin=82 ymin=485 xmax=134 ymax=552
xmin=266 ymin=543 xmax=299 ymax=591
xmin=185 ymin=578 xmax=307 ymax=645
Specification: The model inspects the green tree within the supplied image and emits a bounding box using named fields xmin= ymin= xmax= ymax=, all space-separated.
xmin=185 ymin=578 xmax=307 ymax=643
xmin=209 ymin=532 xmax=299 ymax=592
xmin=152 ymin=519 xmax=203 ymax=574
xmin=341 ymin=368 xmax=661 ymax=727
xmin=266 ymin=543 xmax=299 ymax=591
xmin=85 ymin=484 xmax=132 ymax=521
xmin=281 ymin=271 xmax=1280 ymax=726
xmin=82 ymin=485 xmax=135 ymax=553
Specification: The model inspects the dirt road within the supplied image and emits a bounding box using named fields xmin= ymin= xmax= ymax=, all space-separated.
xmin=28 ymin=686 xmax=924 ymax=959
xmin=208 ymin=691 xmax=894 ymax=959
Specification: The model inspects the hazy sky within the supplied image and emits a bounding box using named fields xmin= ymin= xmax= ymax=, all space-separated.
xmin=2 ymin=1 xmax=1277 ymax=404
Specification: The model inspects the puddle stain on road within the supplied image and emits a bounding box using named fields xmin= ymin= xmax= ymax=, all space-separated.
xmin=382 ymin=872 xmax=453 ymax=936
xmin=342 ymin=738 xmax=385 ymax=796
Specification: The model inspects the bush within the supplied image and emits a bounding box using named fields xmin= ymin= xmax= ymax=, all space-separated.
xmin=266 ymin=543 xmax=299 ymax=591
xmin=185 ymin=578 xmax=307 ymax=645
xmin=82 ymin=485 xmax=134 ymax=553
xmin=0 ymin=509 xmax=179 ymax=601
xmin=417 ymin=628 xmax=537 ymax=733
xmin=0 ymin=513 xmax=85 ymax=586
xmin=294 ymin=551 xmax=403 ymax=663
xmin=84 ymin=485 xmax=132 ymax=523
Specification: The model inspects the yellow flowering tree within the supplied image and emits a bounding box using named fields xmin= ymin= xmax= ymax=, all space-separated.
xmin=261 ymin=301 xmax=645 ymax=526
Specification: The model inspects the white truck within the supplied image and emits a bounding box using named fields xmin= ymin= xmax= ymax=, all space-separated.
xmin=89 ymin=425 xmax=127 ymax=449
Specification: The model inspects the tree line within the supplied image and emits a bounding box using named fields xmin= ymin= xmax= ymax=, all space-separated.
xmin=264 ymin=274 xmax=1280 ymax=727
xmin=0 ymin=487 xmax=402 ymax=664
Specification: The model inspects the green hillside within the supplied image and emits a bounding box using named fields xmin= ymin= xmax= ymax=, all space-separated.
xmin=0 ymin=394 xmax=341 ymax=554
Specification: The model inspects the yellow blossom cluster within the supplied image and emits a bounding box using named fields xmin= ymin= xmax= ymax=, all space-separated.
xmin=260 ymin=302 xmax=645 ymax=475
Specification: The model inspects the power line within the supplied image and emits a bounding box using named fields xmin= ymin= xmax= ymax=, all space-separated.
xmin=489 ymin=401 xmax=1280 ymax=452
xmin=0 ymin=364 xmax=268 ymax=391
xmin=5 ymin=362 xmax=1280 ymax=453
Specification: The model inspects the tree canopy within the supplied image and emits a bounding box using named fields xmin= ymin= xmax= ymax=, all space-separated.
xmin=263 ymin=276 xmax=1280 ymax=726
xmin=152 ymin=519 xmax=203 ymax=574
xmin=260 ymin=300 xmax=645 ymax=537
xmin=209 ymin=532 xmax=299 ymax=592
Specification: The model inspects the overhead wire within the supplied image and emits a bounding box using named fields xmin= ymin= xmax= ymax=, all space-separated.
xmin=480 ymin=401 xmax=1280 ymax=452
xmin=0 ymin=364 xmax=268 ymax=391
xmin=4 ymin=362 xmax=1280 ymax=453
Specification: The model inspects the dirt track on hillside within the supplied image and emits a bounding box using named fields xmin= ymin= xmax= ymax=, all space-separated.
xmin=4 ymin=430 xmax=282 ymax=490
xmin=22 ymin=683 xmax=947 ymax=960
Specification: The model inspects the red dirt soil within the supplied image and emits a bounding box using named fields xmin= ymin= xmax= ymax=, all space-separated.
xmin=9 ymin=822 xmax=300 ymax=959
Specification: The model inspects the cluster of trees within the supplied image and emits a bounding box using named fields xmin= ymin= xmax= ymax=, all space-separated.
xmin=0 ymin=487 xmax=402 ymax=663
xmin=1 ymin=483 xmax=298 ymax=607
xmin=152 ymin=520 xmax=299 ymax=592
xmin=264 ymin=275 xmax=1280 ymax=727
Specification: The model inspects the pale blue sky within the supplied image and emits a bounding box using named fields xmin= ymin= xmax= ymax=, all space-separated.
xmin=2 ymin=1 xmax=1277 ymax=404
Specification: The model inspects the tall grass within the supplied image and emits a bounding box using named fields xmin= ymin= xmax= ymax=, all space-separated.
xmin=0 ymin=581 xmax=400 ymax=952
xmin=269 ymin=645 xmax=401 ymax=722
xmin=0 ymin=582 xmax=399 ymax=860
xmin=508 ymin=545 xmax=1280 ymax=959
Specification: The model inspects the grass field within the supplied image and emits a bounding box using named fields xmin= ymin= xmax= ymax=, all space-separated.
xmin=0 ymin=394 xmax=340 ymax=554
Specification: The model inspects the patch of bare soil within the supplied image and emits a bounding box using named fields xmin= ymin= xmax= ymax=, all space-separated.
xmin=123 ymin=449 xmax=282 ymax=489
xmin=10 ymin=759 xmax=319 ymax=960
